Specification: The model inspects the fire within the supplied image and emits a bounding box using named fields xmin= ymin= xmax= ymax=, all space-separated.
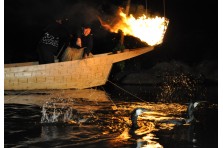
xmin=98 ymin=8 xmax=169 ymax=46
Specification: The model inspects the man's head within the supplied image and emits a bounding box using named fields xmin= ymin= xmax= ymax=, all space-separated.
xmin=83 ymin=28 xmax=91 ymax=36
xmin=82 ymin=23 xmax=92 ymax=36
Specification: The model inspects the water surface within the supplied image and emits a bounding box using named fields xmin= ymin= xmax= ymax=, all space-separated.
xmin=4 ymin=91 xmax=218 ymax=148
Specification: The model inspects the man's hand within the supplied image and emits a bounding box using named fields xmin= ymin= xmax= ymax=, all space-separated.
xmin=76 ymin=38 xmax=82 ymax=47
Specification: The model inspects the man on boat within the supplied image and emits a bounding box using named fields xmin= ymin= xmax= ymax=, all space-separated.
xmin=75 ymin=23 xmax=93 ymax=58
xmin=37 ymin=16 xmax=70 ymax=64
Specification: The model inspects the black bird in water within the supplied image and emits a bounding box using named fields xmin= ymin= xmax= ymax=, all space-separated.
xmin=130 ymin=102 xmax=201 ymax=129
xmin=130 ymin=108 xmax=150 ymax=129
xmin=185 ymin=102 xmax=200 ymax=123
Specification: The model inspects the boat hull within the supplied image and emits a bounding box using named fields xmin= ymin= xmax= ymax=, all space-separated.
xmin=4 ymin=47 xmax=154 ymax=90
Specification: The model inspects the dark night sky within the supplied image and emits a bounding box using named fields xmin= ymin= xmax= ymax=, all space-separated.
xmin=4 ymin=0 xmax=218 ymax=65
xmin=2 ymin=1 xmax=222 ymax=143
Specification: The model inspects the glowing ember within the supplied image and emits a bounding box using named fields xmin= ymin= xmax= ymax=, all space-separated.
xmin=98 ymin=8 xmax=169 ymax=46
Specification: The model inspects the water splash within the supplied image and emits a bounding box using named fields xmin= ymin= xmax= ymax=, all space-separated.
xmin=41 ymin=101 xmax=74 ymax=124
xmin=39 ymin=90 xmax=113 ymax=125
xmin=155 ymin=71 xmax=207 ymax=103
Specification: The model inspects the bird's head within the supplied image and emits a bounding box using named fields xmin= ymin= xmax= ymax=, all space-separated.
xmin=130 ymin=108 xmax=150 ymax=129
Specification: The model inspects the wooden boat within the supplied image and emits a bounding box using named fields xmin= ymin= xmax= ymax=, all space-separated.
xmin=4 ymin=46 xmax=154 ymax=90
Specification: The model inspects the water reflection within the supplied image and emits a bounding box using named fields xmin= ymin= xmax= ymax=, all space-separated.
xmin=4 ymin=89 xmax=218 ymax=147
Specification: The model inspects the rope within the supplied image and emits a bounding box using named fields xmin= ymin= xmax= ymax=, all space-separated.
xmin=163 ymin=0 xmax=166 ymax=18
xmin=145 ymin=0 xmax=148 ymax=15
xmin=107 ymin=80 xmax=149 ymax=104
xmin=56 ymin=44 xmax=65 ymax=58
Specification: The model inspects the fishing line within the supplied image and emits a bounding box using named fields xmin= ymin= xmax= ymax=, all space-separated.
xmin=107 ymin=80 xmax=149 ymax=104
xmin=100 ymin=86 xmax=118 ymax=110
xmin=88 ymin=88 xmax=99 ymax=105
xmin=5 ymin=90 xmax=31 ymax=101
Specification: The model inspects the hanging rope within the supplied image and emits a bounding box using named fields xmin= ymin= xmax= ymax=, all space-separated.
xmin=163 ymin=0 xmax=166 ymax=18
xmin=145 ymin=0 xmax=166 ymax=18
xmin=145 ymin=0 xmax=148 ymax=15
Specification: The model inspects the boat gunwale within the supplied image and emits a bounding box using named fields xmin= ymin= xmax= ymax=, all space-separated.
xmin=4 ymin=47 xmax=153 ymax=68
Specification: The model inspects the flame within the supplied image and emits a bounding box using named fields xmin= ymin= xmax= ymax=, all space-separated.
xmin=98 ymin=8 xmax=169 ymax=46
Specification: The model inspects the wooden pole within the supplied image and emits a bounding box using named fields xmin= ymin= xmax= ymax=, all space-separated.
xmin=125 ymin=0 xmax=131 ymax=16
xmin=120 ymin=0 xmax=131 ymax=47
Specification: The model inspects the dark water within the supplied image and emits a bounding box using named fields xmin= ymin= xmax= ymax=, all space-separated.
xmin=4 ymin=91 xmax=218 ymax=148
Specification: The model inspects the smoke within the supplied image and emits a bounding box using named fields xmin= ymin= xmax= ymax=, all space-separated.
xmin=61 ymin=2 xmax=101 ymax=32
xmin=5 ymin=0 xmax=113 ymax=28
